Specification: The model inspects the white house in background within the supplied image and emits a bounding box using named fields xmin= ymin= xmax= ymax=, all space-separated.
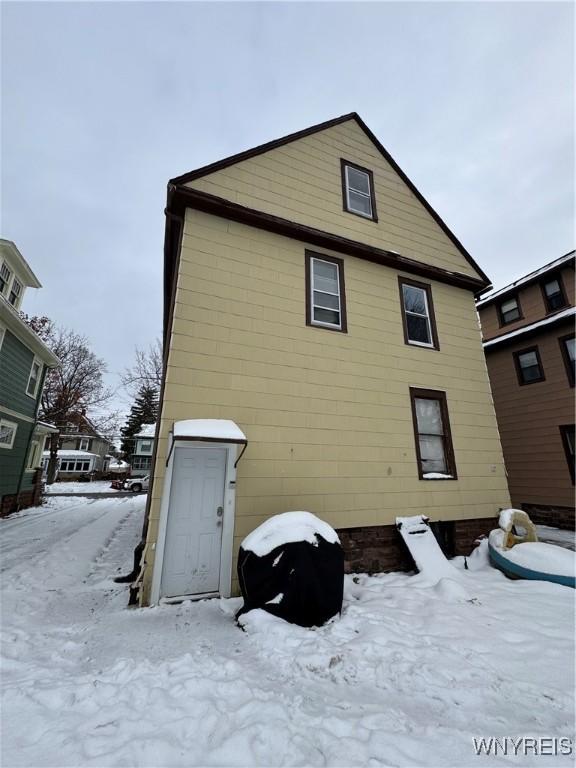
xmin=42 ymin=449 xmax=99 ymax=479
xmin=131 ymin=423 xmax=156 ymax=477
xmin=108 ymin=457 xmax=130 ymax=475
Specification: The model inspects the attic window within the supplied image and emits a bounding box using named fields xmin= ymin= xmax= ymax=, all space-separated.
xmin=341 ymin=160 xmax=377 ymax=221
xmin=9 ymin=278 xmax=22 ymax=307
xmin=0 ymin=263 xmax=11 ymax=295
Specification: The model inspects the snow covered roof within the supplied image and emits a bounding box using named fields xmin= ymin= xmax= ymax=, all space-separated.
xmin=476 ymin=250 xmax=575 ymax=308
xmin=135 ymin=423 xmax=157 ymax=439
xmin=35 ymin=421 xmax=58 ymax=433
xmin=173 ymin=419 xmax=247 ymax=443
xmin=483 ymin=306 xmax=575 ymax=349
xmin=42 ymin=450 xmax=98 ymax=458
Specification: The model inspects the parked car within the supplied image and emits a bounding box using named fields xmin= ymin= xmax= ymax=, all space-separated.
xmin=124 ymin=476 xmax=149 ymax=493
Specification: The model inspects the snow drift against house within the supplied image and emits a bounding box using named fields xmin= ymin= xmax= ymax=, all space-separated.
xmin=242 ymin=511 xmax=340 ymax=557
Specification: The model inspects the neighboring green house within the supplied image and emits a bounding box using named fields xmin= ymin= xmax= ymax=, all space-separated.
xmin=0 ymin=239 xmax=59 ymax=516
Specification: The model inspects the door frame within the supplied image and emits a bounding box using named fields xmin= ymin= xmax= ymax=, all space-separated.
xmin=150 ymin=436 xmax=239 ymax=605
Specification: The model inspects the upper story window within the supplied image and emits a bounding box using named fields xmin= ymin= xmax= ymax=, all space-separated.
xmin=26 ymin=358 xmax=42 ymax=398
xmin=399 ymin=278 xmax=439 ymax=349
xmin=541 ymin=275 xmax=568 ymax=313
xmin=409 ymin=388 xmax=457 ymax=480
xmin=340 ymin=160 xmax=377 ymax=221
xmin=8 ymin=278 xmax=22 ymax=308
xmin=140 ymin=440 xmax=153 ymax=454
xmin=513 ymin=346 xmax=545 ymax=385
xmin=0 ymin=419 xmax=18 ymax=450
xmin=79 ymin=437 xmax=90 ymax=451
xmin=305 ymin=252 xmax=347 ymax=333
xmin=0 ymin=263 xmax=11 ymax=295
xmin=559 ymin=334 xmax=575 ymax=387
xmin=497 ymin=295 xmax=522 ymax=326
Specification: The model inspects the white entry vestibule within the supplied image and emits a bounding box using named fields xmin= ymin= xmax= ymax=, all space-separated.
xmin=150 ymin=420 xmax=247 ymax=605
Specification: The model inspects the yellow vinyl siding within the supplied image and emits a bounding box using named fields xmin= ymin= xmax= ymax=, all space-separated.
xmin=185 ymin=119 xmax=481 ymax=280
xmin=140 ymin=208 xmax=509 ymax=602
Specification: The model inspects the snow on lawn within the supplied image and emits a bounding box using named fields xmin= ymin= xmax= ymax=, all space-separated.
xmin=1 ymin=499 xmax=574 ymax=768
xmin=44 ymin=480 xmax=121 ymax=494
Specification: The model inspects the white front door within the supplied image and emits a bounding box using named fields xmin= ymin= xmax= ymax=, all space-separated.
xmin=160 ymin=447 xmax=226 ymax=598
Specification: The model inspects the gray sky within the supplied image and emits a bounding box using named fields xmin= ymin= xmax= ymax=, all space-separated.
xmin=2 ymin=1 xmax=574 ymax=420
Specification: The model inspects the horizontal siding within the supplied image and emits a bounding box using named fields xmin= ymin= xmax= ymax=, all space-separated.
xmin=186 ymin=120 xmax=482 ymax=280
xmin=0 ymin=330 xmax=40 ymax=419
xmin=485 ymin=326 xmax=574 ymax=508
xmin=0 ymin=411 xmax=34 ymax=496
xmin=141 ymin=210 xmax=510 ymax=600
xmin=479 ymin=265 xmax=575 ymax=341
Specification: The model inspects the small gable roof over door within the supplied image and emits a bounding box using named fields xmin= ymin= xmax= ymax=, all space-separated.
xmin=170 ymin=112 xmax=490 ymax=287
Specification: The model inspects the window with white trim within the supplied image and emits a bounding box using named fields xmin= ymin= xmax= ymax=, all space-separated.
xmin=0 ymin=419 xmax=18 ymax=449
xmin=399 ymin=278 xmax=438 ymax=348
xmin=306 ymin=253 xmax=347 ymax=332
xmin=139 ymin=440 xmax=152 ymax=454
xmin=8 ymin=278 xmax=22 ymax=307
xmin=341 ymin=161 xmax=376 ymax=220
xmin=26 ymin=358 xmax=42 ymax=398
xmin=26 ymin=440 xmax=40 ymax=470
xmin=0 ymin=323 xmax=5 ymax=351
xmin=0 ymin=263 xmax=11 ymax=295
xmin=79 ymin=437 xmax=90 ymax=451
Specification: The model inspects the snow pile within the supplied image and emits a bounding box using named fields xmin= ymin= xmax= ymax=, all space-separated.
xmin=241 ymin=511 xmax=340 ymax=556
xmin=498 ymin=507 xmax=522 ymax=530
xmin=422 ymin=472 xmax=453 ymax=479
xmin=173 ymin=419 xmax=246 ymax=442
xmin=489 ymin=529 xmax=575 ymax=578
xmin=1 ymin=499 xmax=574 ymax=767
xmin=44 ymin=480 xmax=119 ymax=495
xmin=396 ymin=515 xmax=459 ymax=582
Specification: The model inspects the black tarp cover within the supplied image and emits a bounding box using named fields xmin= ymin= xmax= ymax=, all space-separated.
xmin=236 ymin=532 xmax=344 ymax=628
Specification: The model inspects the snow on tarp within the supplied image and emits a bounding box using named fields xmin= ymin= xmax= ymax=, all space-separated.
xmin=489 ymin=529 xmax=575 ymax=579
xmin=241 ymin=511 xmax=340 ymax=557
xmin=173 ymin=419 xmax=246 ymax=442
xmin=396 ymin=515 xmax=459 ymax=581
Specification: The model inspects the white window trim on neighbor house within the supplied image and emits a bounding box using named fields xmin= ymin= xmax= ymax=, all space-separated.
xmin=0 ymin=262 xmax=11 ymax=296
xmin=26 ymin=439 xmax=42 ymax=471
xmin=0 ymin=419 xmax=18 ymax=449
xmin=79 ymin=437 xmax=90 ymax=451
xmin=149 ymin=435 xmax=240 ymax=606
xmin=0 ymin=322 xmax=5 ymax=351
xmin=26 ymin=357 xmax=42 ymax=399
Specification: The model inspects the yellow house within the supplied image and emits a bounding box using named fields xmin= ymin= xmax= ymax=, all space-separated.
xmin=133 ymin=112 xmax=510 ymax=607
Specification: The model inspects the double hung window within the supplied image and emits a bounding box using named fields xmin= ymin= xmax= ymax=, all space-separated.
xmin=409 ymin=388 xmax=457 ymax=479
xmin=498 ymin=296 xmax=521 ymax=325
xmin=341 ymin=160 xmax=377 ymax=221
xmin=399 ymin=278 xmax=439 ymax=348
xmin=514 ymin=347 xmax=545 ymax=385
xmin=305 ymin=252 xmax=347 ymax=332
xmin=541 ymin=276 xmax=567 ymax=313
xmin=559 ymin=334 xmax=575 ymax=387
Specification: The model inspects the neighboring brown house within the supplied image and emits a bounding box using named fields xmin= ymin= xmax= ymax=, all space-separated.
xmin=131 ymin=112 xmax=511 ymax=607
xmin=477 ymin=250 xmax=575 ymax=529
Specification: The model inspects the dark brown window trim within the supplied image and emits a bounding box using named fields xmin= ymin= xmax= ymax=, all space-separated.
xmin=409 ymin=387 xmax=458 ymax=481
xmin=512 ymin=345 xmax=546 ymax=386
xmin=305 ymin=251 xmax=348 ymax=333
xmin=559 ymin=333 xmax=575 ymax=387
xmin=559 ymin=424 xmax=575 ymax=485
xmin=398 ymin=277 xmax=440 ymax=350
xmin=540 ymin=271 xmax=569 ymax=315
xmin=497 ymin=293 xmax=523 ymax=327
xmin=340 ymin=159 xmax=378 ymax=222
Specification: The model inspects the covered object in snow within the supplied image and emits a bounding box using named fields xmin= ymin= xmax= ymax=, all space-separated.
xmin=237 ymin=511 xmax=344 ymax=628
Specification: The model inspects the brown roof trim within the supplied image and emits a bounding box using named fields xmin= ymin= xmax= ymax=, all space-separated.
xmin=167 ymin=185 xmax=489 ymax=305
xmin=169 ymin=112 xmax=490 ymax=286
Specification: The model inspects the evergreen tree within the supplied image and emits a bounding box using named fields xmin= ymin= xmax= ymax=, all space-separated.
xmin=120 ymin=385 xmax=159 ymax=456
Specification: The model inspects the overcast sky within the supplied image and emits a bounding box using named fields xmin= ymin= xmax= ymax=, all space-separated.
xmin=2 ymin=1 xmax=574 ymax=420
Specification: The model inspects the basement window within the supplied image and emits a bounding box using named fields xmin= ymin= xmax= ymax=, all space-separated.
xmin=341 ymin=160 xmax=377 ymax=221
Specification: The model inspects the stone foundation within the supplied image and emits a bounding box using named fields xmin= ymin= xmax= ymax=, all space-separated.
xmin=337 ymin=516 xmax=497 ymax=574
xmin=520 ymin=503 xmax=575 ymax=531
xmin=0 ymin=471 xmax=44 ymax=518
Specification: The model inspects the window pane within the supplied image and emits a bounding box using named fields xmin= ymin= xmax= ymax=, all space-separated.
xmin=313 ymin=307 xmax=340 ymax=326
xmin=406 ymin=314 xmax=431 ymax=344
xmin=313 ymin=260 xmax=338 ymax=294
xmin=0 ymin=424 xmax=15 ymax=445
xmin=501 ymin=298 xmax=518 ymax=313
xmin=565 ymin=338 xmax=575 ymax=363
xmin=521 ymin=364 xmax=541 ymax=383
xmin=518 ymin=351 xmax=538 ymax=369
xmin=346 ymin=166 xmax=370 ymax=195
xmin=347 ymin=189 xmax=372 ymax=217
xmin=415 ymin=398 xmax=443 ymax=435
xmin=313 ymin=291 xmax=339 ymax=310
xmin=548 ymin=292 xmax=565 ymax=310
xmin=544 ymin=280 xmax=560 ymax=297
xmin=403 ymin=285 xmax=427 ymax=315
xmin=419 ymin=435 xmax=447 ymax=473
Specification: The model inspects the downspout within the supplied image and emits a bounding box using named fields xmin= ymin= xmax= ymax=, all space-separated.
xmin=15 ymin=365 xmax=48 ymax=511
xmin=121 ymin=197 xmax=185 ymax=605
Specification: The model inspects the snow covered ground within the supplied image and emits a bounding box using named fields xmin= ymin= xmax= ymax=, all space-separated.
xmin=44 ymin=480 xmax=121 ymax=494
xmin=1 ymin=498 xmax=574 ymax=767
